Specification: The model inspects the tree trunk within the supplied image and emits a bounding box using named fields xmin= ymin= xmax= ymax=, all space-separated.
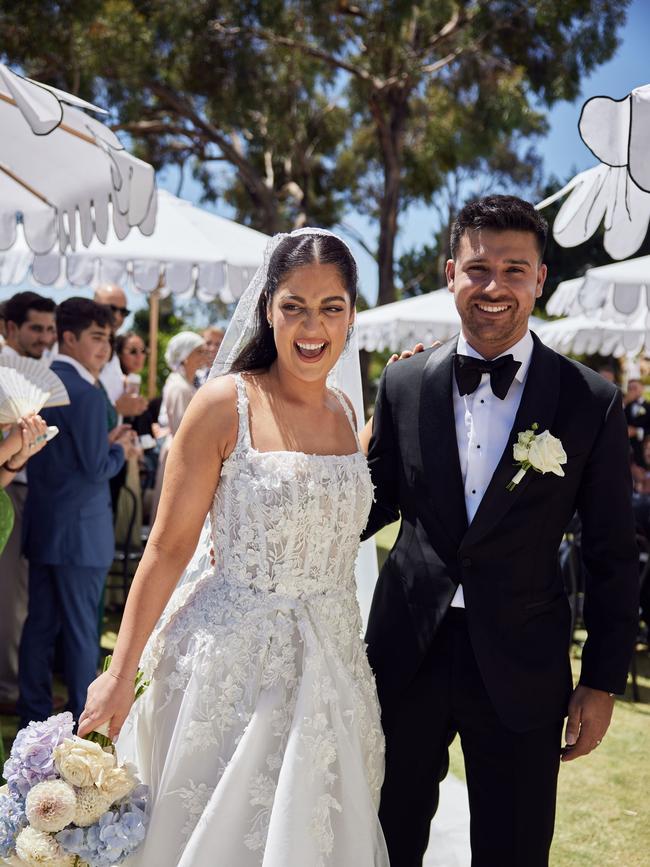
xmin=373 ymin=94 xmax=408 ymax=307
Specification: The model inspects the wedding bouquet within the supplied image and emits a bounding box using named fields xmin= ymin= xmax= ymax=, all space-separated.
xmin=0 ymin=664 xmax=150 ymax=866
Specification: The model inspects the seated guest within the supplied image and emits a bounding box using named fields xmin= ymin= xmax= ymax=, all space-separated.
xmin=196 ymin=325 xmax=225 ymax=384
xmin=1 ymin=291 xmax=57 ymax=361
xmin=93 ymin=287 xmax=146 ymax=512
xmin=0 ymin=292 xmax=57 ymax=713
xmin=114 ymin=331 xmax=152 ymax=550
xmin=624 ymin=378 xmax=650 ymax=467
xmin=94 ymin=283 xmax=147 ymax=420
xmin=150 ymin=332 xmax=206 ymax=523
xmin=114 ymin=332 xmax=151 ymax=433
xmin=18 ymin=298 xmax=137 ymax=727
xmin=597 ymin=364 xmax=618 ymax=385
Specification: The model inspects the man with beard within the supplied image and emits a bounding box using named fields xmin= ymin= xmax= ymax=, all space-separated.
xmin=364 ymin=195 xmax=638 ymax=867
xmin=0 ymin=292 xmax=57 ymax=713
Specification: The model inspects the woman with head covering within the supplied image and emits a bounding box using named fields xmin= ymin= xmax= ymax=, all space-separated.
xmin=161 ymin=332 xmax=207 ymax=435
xmin=150 ymin=332 xmax=207 ymax=523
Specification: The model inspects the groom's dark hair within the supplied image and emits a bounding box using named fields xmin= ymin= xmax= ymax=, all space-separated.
xmin=450 ymin=195 xmax=548 ymax=260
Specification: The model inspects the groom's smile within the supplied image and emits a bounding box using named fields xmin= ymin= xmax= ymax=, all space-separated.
xmin=446 ymin=227 xmax=547 ymax=359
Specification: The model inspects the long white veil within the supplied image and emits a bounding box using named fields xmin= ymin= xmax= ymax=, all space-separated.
xmin=159 ymin=228 xmax=378 ymax=634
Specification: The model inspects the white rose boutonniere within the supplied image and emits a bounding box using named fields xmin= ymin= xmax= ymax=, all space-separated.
xmin=507 ymin=423 xmax=567 ymax=491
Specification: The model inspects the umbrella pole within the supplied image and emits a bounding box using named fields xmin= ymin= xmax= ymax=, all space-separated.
xmin=148 ymin=280 xmax=161 ymax=399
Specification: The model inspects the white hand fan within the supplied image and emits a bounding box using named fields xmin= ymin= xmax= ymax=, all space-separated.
xmin=0 ymin=355 xmax=70 ymax=424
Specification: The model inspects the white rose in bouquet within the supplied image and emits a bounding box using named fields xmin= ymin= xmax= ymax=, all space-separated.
xmin=52 ymin=737 xmax=115 ymax=788
xmin=95 ymin=763 xmax=138 ymax=803
xmin=14 ymin=826 xmax=76 ymax=866
xmin=25 ymin=780 xmax=76 ymax=833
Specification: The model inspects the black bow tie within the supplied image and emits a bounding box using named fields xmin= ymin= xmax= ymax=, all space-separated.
xmin=454 ymin=353 xmax=521 ymax=400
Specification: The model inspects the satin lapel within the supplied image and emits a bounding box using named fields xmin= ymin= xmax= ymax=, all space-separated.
xmin=419 ymin=338 xmax=468 ymax=545
xmin=462 ymin=334 xmax=561 ymax=547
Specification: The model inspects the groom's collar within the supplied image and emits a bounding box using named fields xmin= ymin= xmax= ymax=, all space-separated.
xmin=456 ymin=330 xmax=534 ymax=385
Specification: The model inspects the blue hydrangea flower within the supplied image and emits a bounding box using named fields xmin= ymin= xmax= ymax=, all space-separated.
xmin=3 ymin=712 xmax=75 ymax=800
xmin=57 ymin=784 xmax=149 ymax=866
xmin=0 ymin=792 xmax=27 ymax=858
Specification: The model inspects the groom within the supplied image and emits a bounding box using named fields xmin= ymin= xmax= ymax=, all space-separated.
xmin=363 ymin=195 xmax=639 ymax=866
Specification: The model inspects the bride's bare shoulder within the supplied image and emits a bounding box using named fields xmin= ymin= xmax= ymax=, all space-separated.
xmin=176 ymin=374 xmax=240 ymax=455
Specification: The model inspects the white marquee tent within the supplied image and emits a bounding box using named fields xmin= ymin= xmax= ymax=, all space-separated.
xmin=356 ymin=288 xmax=542 ymax=353
xmin=0 ymin=189 xmax=269 ymax=304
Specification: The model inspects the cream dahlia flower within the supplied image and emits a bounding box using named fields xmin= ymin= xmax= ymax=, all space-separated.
xmin=24 ymin=780 xmax=76 ymax=833
xmin=72 ymin=785 xmax=113 ymax=827
xmin=14 ymin=826 xmax=76 ymax=866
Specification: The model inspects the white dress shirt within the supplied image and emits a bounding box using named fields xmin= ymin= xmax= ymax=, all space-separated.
xmin=100 ymin=352 xmax=126 ymax=404
xmin=451 ymin=330 xmax=534 ymax=607
xmin=52 ymin=353 xmax=98 ymax=387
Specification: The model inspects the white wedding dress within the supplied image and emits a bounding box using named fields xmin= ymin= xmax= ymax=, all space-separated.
xmin=117 ymin=374 xmax=389 ymax=866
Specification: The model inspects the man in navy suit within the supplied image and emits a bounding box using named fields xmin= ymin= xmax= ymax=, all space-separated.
xmin=19 ymin=297 xmax=137 ymax=727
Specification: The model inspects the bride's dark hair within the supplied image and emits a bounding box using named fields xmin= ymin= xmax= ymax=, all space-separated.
xmin=230 ymin=233 xmax=358 ymax=373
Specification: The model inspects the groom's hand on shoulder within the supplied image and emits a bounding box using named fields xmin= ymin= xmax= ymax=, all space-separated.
xmin=561 ymin=684 xmax=615 ymax=762
xmin=387 ymin=341 xmax=441 ymax=365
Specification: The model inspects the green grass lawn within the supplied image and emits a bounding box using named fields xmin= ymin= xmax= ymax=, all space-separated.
xmin=376 ymin=521 xmax=650 ymax=867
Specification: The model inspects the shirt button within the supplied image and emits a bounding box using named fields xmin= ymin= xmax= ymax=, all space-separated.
xmin=477 ymin=444 xmax=481 ymax=449
xmin=480 ymin=399 xmax=485 ymax=404
xmin=471 ymin=489 xmax=476 ymax=494
xmin=461 ymin=557 xmax=472 ymax=567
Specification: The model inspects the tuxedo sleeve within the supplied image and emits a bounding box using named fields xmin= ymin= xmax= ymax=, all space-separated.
xmin=362 ymin=368 xmax=401 ymax=540
xmin=69 ymin=387 xmax=126 ymax=483
xmin=576 ymin=388 xmax=639 ymax=695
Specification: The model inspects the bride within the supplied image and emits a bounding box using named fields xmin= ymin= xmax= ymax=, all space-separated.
xmin=78 ymin=229 xmax=389 ymax=866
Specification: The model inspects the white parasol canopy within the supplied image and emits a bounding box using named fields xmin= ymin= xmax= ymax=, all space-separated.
xmin=356 ymin=289 xmax=462 ymax=352
xmin=0 ymin=189 xmax=269 ymax=303
xmin=546 ymin=256 xmax=650 ymax=324
xmin=356 ymin=287 xmax=542 ymax=353
xmin=0 ymin=62 xmax=156 ymax=254
xmin=535 ymin=312 xmax=649 ymax=358
xmin=537 ymin=84 xmax=650 ymax=260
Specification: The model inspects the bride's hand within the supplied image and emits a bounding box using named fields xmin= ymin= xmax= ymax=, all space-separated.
xmin=77 ymin=671 xmax=135 ymax=741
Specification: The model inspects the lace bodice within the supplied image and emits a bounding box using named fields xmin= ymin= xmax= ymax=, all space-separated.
xmin=212 ymin=373 xmax=372 ymax=597
xmin=141 ymin=373 xmax=374 ymax=677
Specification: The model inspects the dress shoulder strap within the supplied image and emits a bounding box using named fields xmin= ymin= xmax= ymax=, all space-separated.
xmin=233 ymin=373 xmax=252 ymax=449
xmin=331 ymin=387 xmax=362 ymax=451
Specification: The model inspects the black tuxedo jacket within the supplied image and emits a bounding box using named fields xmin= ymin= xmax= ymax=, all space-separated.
xmin=363 ymin=334 xmax=639 ymax=732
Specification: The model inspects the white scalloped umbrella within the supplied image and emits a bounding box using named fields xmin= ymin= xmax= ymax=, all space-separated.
xmin=356 ymin=287 xmax=542 ymax=352
xmin=0 ymin=189 xmax=269 ymax=304
xmin=0 ymin=62 xmax=156 ymax=254
xmin=536 ymin=312 xmax=649 ymax=358
xmin=547 ymin=256 xmax=650 ymax=325
xmin=537 ymin=84 xmax=650 ymax=260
